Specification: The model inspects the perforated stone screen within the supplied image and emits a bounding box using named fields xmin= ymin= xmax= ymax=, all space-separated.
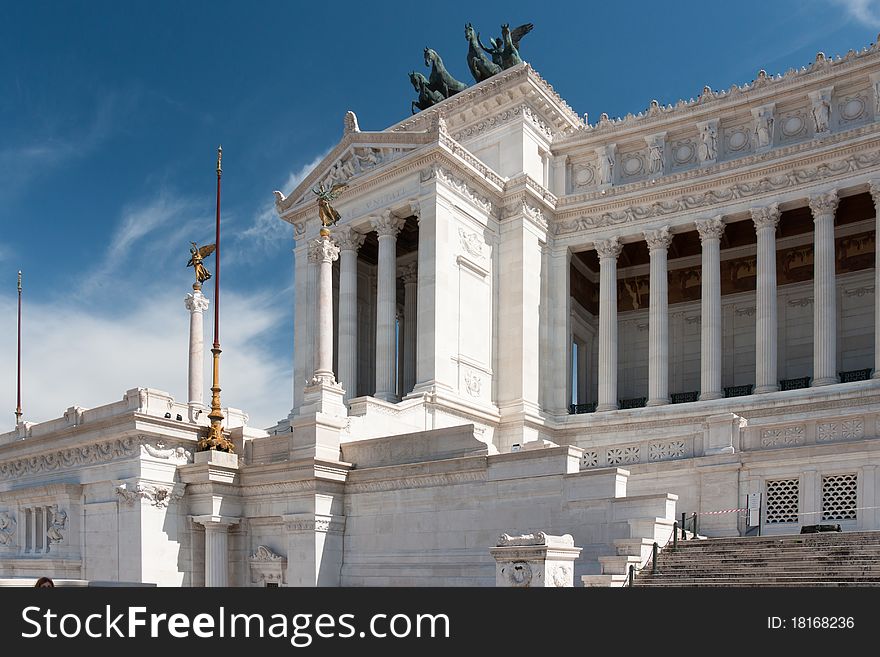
xmin=822 ymin=473 xmax=858 ymax=521
xmin=765 ymin=478 xmax=799 ymax=523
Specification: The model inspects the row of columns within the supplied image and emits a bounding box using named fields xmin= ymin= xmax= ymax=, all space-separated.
xmin=593 ymin=190 xmax=844 ymax=411
xmin=310 ymin=211 xmax=417 ymax=403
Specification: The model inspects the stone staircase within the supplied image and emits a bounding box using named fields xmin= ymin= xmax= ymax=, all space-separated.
xmin=634 ymin=531 xmax=880 ymax=587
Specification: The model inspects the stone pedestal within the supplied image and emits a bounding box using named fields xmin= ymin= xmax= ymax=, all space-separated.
xmin=290 ymin=383 xmax=347 ymax=462
xmin=490 ymin=532 xmax=582 ymax=587
xmin=703 ymin=412 xmax=746 ymax=456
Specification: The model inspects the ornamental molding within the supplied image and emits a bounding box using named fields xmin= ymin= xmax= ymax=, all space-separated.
xmin=140 ymin=438 xmax=193 ymax=464
xmin=346 ymin=469 xmax=487 ymax=493
xmin=560 ymin=39 xmax=880 ymax=142
xmin=116 ymin=482 xmax=185 ymax=508
xmin=458 ymin=226 xmax=487 ymax=259
xmin=436 ymin=166 xmax=496 ymax=216
xmin=0 ymin=436 xmax=138 ymax=481
xmin=249 ymin=545 xmax=285 ymax=562
xmin=284 ymin=515 xmax=346 ymax=534
xmin=555 ymin=135 xmax=880 ymax=235
xmin=453 ymin=103 xmax=553 ymax=142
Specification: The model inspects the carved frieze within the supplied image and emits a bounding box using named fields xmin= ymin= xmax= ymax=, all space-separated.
xmin=0 ymin=437 xmax=138 ymax=481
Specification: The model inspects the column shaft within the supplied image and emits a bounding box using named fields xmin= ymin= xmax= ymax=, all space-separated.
xmin=401 ymin=265 xmax=418 ymax=395
xmin=872 ymin=182 xmax=880 ymax=378
xmin=696 ymin=218 xmax=725 ymax=400
xmin=810 ymin=192 xmax=840 ymax=385
xmin=311 ymin=235 xmax=340 ymax=383
xmin=336 ymin=228 xmax=364 ymax=402
xmin=372 ymin=213 xmax=404 ymax=401
xmin=645 ymin=227 xmax=672 ymax=406
xmin=204 ymin=525 xmax=228 ymax=587
xmin=752 ymin=205 xmax=781 ymax=393
xmin=596 ymin=238 xmax=622 ymax=411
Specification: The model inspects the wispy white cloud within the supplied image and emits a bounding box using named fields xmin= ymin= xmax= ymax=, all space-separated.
xmin=830 ymin=0 xmax=880 ymax=27
xmin=230 ymin=150 xmax=330 ymax=258
xmin=0 ymin=286 xmax=288 ymax=431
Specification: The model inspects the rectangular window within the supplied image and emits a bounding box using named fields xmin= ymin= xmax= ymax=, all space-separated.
xmin=822 ymin=473 xmax=857 ymax=521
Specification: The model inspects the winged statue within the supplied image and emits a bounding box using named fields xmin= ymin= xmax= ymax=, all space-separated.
xmin=186 ymin=241 xmax=216 ymax=287
xmin=313 ymin=182 xmax=348 ymax=228
xmin=479 ymin=23 xmax=533 ymax=68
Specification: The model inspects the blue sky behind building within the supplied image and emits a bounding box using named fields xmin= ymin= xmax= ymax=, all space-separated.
xmin=1 ymin=0 xmax=878 ymax=429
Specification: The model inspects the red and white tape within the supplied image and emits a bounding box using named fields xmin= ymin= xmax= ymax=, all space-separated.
xmin=698 ymin=508 xmax=747 ymax=515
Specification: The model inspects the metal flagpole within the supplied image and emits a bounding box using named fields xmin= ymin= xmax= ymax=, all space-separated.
xmin=14 ymin=271 xmax=22 ymax=425
xmin=200 ymin=146 xmax=233 ymax=452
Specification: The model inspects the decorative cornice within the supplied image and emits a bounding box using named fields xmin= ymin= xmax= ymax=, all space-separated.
xmin=140 ymin=438 xmax=193 ymax=464
xmin=249 ymin=545 xmax=285 ymax=562
xmin=435 ymin=165 xmax=497 ymax=216
xmin=560 ymin=38 xmax=880 ymax=141
xmin=0 ymin=436 xmax=138 ymax=481
xmin=116 ymin=481 xmax=185 ymax=508
xmin=555 ymin=138 xmax=880 ymax=235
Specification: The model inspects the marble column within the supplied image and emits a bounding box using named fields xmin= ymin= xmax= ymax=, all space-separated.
xmin=400 ymin=262 xmax=418 ymax=396
xmin=596 ymin=237 xmax=623 ymax=411
xmin=192 ymin=515 xmax=239 ymax=587
xmin=751 ymin=204 xmax=781 ymax=394
xmin=695 ymin=217 xmax=725 ymax=400
xmin=644 ymin=226 xmax=673 ymax=406
xmin=871 ymin=181 xmax=880 ymax=379
xmin=184 ymin=287 xmax=210 ymax=420
xmin=809 ymin=191 xmax=840 ymax=386
xmin=310 ymin=235 xmax=341 ymax=385
xmin=372 ymin=212 xmax=405 ymax=401
xmin=335 ymin=228 xmax=364 ymax=402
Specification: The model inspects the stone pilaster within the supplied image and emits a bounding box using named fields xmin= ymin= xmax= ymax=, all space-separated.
xmin=335 ymin=227 xmax=365 ymax=402
xmin=695 ymin=217 xmax=725 ymax=400
xmin=184 ymin=289 xmax=210 ymax=420
xmin=751 ymin=204 xmax=781 ymax=394
xmin=372 ymin=212 xmax=406 ymax=402
xmin=809 ymin=191 xmax=840 ymax=386
xmin=644 ymin=226 xmax=672 ymax=406
xmin=596 ymin=237 xmax=623 ymax=411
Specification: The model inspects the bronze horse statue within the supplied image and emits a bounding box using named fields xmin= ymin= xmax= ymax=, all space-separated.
xmin=465 ymin=22 xmax=501 ymax=83
xmin=424 ymin=47 xmax=468 ymax=98
xmin=409 ymin=71 xmax=444 ymax=113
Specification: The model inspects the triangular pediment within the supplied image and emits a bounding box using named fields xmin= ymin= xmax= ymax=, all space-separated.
xmin=274 ymin=130 xmax=433 ymax=215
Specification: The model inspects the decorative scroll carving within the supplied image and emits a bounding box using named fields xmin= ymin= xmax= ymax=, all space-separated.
xmin=0 ymin=437 xmax=138 ymax=481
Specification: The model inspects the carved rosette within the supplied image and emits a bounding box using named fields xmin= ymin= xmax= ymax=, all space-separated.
xmin=308 ymin=237 xmax=340 ymax=264
xmin=371 ymin=212 xmax=406 ymax=238
xmin=750 ymin=203 xmax=781 ymax=232
xmin=334 ymin=227 xmax=365 ymax=252
xmin=643 ymin=225 xmax=673 ymax=251
xmin=594 ymin=236 xmax=623 ymax=260
xmin=695 ymin=217 xmax=725 ymax=242
xmin=184 ymin=291 xmax=210 ymax=313
xmin=809 ymin=190 xmax=840 ymax=219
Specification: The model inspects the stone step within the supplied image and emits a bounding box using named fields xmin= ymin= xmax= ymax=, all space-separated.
xmin=633 ymin=581 xmax=880 ymax=587
xmin=672 ymin=532 xmax=880 ymax=546
xmin=638 ymin=574 xmax=880 ymax=583
xmin=662 ymin=545 xmax=880 ymax=556
xmin=658 ymin=554 xmax=880 ymax=564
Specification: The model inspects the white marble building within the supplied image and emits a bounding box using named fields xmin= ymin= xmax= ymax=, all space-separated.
xmin=3 ymin=38 xmax=880 ymax=586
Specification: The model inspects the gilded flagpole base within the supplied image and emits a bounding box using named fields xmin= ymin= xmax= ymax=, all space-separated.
xmin=198 ymin=346 xmax=234 ymax=452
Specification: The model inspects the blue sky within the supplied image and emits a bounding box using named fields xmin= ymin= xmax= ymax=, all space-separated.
xmin=1 ymin=0 xmax=878 ymax=429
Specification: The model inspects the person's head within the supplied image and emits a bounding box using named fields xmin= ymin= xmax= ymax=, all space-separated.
xmin=34 ymin=576 xmax=54 ymax=588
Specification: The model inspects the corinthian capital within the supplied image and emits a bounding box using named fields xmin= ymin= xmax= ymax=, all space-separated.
xmin=184 ymin=291 xmax=210 ymax=313
xmin=398 ymin=262 xmax=418 ymax=284
xmin=594 ymin=236 xmax=623 ymax=260
xmin=371 ymin=211 xmax=406 ymax=237
xmin=750 ymin=203 xmax=781 ymax=232
xmin=808 ymin=190 xmax=839 ymax=219
xmin=334 ymin=226 xmax=365 ymax=252
xmin=308 ymin=236 xmax=340 ymax=264
xmin=695 ymin=216 xmax=725 ymax=242
xmin=869 ymin=180 xmax=880 ymax=207
xmin=643 ymin=226 xmax=673 ymax=251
